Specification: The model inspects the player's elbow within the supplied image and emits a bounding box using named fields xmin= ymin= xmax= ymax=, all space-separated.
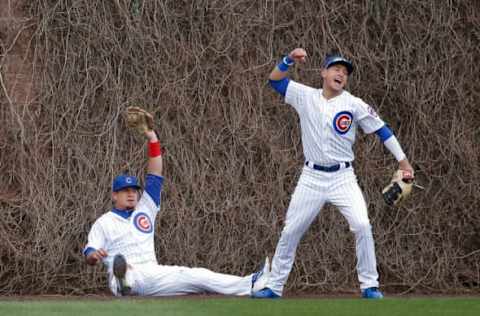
xmin=269 ymin=72 xmax=279 ymax=81
xmin=269 ymin=78 xmax=289 ymax=97
xmin=375 ymin=125 xmax=393 ymax=142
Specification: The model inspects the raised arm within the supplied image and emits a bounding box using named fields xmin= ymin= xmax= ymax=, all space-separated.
xmin=269 ymin=48 xmax=307 ymax=96
xmin=125 ymin=106 xmax=163 ymax=176
xmin=145 ymin=130 xmax=162 ymax=176
xmin=269 ymin=48 xmax=307 ymax=80
xmin=125 ymin=106 xmax=164 ymax=206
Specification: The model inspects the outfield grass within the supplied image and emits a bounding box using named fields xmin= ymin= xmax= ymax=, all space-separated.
xmin=0 ymin=297 xmax=479 ymax=316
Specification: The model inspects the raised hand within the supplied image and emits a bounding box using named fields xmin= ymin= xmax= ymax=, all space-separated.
xmin=288 ymin=48 xmax=307 ymax=63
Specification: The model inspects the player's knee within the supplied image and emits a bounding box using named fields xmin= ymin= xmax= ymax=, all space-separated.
xmin=350 ymin=221 xmax=371 ymax=235
xmin=281 ymin=225 xmax=303 ymax=241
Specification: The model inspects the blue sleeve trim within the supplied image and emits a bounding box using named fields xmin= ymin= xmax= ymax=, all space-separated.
xmin=278 ymin=62 xmax=289 ymax=72
xmin=269 ymin=78 xmax=290 ymax=97
xmin=375 ymin=124 xmax=394 ymax=142
xmin=145 ymin=174 xmax=164 ymax=206
xmin=83 ymin=247 xmax=96 ymax=257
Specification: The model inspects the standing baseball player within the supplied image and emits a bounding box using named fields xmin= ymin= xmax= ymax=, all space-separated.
xmin=83 ymin=107 xmax=269 ymax=297
xmin=251 ymin=48 xmax=414 ymax=299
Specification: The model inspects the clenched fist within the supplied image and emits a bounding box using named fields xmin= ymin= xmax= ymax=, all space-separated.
xmin=288 ymin=48 xmax=307 ymax=63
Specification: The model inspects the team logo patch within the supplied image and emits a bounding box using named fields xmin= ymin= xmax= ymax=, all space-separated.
xmin=367 ymin=105 xmax=378 ymax=118
xmin=333 ymin=111 xmax=353 ymax=134
xmin=133 ymin=212 xmax=153 ymax=233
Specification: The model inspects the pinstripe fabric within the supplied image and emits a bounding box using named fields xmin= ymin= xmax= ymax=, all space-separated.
xmin=108 ymin=263 xmax=253 ymax=296
xmin=268 ymin=167 xmax=379 ymax=294
xmin=87 ymin=187 xmax=253 ymax=296
xmin=284 ymin=80 xmax=385 ymax=165
xmin=267 ymin=81 xmax=384 ymax=295
xmin=268 ymin=166 xmax=327 ymax=292
xmin=131 ymin=264 xmax=252 ymax=296
xmin=328 ymin=168 xmax=379 ymax=290
xmin=85 ymin=191 xmax=160 ymax=271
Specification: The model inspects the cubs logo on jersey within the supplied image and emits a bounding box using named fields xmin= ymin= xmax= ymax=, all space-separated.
xmin=333 ymin=111 xmax=353 ymax=135
xmin=367 ymin=105 xmax=378 ymax=118
xmin=133 ymin=212 xmax=153 ymax=233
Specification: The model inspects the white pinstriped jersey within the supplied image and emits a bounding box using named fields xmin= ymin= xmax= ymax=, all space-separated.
xmin=285 ymin=80 xmax=385 ymax=165
xmin=85 ymin=188 xmax=160 ymax=271
xmin=85 ymin=175 xmax=256 ymax=297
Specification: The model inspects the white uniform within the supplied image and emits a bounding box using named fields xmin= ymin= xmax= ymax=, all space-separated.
xmin=266 ymin=80 xmax=385 ymax=295
xmin=84 ymin=175 xmax=253 ymax=296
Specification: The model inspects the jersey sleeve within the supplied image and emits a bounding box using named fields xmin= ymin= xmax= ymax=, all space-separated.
xmin=83 ymin=220 xmax=106 ymax=256
xmin=136 ymin=174 xmax=164 ymax=217
xmin=284 ymin=80 xmax=314 ymax=113
xmin=354 ymin=98 xmax=385 ymax=134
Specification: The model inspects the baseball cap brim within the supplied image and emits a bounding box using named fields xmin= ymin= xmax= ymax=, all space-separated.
xmin=113 ymin=183 xmax=142 ymax=192
xmin=324 ymin=56 xmax=354 ymax=74
xmin=112 ymin=174 xmax=142 ymax=192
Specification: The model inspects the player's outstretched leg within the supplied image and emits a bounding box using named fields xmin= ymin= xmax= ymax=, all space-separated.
xmin=140 ymin=260 xmax=267 ymax=296
xmin=113 ymin=254 xmax=132 ymax=296
xmin=253 ymin=170 xmax=326 ymax=299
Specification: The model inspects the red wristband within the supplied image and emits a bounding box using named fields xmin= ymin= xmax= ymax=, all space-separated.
xmin=148 ymin=141 xmax=162 ymax=157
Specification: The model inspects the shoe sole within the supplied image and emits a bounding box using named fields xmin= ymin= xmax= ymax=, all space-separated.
xmin=113 ymin=254 xmax=131 ymax=296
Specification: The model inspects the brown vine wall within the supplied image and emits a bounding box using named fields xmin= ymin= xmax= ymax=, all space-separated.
xmin=0 ymin=0 xmax=479 ymax=295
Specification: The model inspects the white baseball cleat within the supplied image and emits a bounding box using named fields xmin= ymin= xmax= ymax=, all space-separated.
xmin=251 ymin=257 xmax=270 ymax=294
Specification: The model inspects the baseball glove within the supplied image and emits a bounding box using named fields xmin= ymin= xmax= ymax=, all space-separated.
xmin=382 ymin=170 xmax=414 ymax=206
xmin=125 ymin=106 xmax=154 ymax=135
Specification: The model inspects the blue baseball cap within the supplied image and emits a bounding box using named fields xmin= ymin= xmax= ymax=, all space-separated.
xmin=323 ymin=54 xmax=353 ymax=75
xmin=112 ymin=174 xmax=141 ymax=192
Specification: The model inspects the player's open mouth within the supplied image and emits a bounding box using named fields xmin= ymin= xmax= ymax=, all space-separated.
xmin=334 ymin=78 xmax=342 ymax=84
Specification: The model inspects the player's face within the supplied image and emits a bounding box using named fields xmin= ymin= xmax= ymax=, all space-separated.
xmin=112 ymin=187 xmax=139 ymax=210
xmin=321 ymin=64 xmax=349 ymax=93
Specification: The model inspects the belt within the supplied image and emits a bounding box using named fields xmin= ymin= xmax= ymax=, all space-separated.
xmin=305 ymin=161 xmax=351 ymax=172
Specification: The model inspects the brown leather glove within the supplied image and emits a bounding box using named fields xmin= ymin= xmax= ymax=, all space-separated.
xmin=382 ymin=170 xmax=414 ymax=206
xmin=125 ymin=106 xmax=154 ymax=135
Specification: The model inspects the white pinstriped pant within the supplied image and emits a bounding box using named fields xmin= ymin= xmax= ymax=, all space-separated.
xmin=266 ymin=165 xmax=379 ymax=295
xmin=109 ymin=263 xmax=253 ymax=296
